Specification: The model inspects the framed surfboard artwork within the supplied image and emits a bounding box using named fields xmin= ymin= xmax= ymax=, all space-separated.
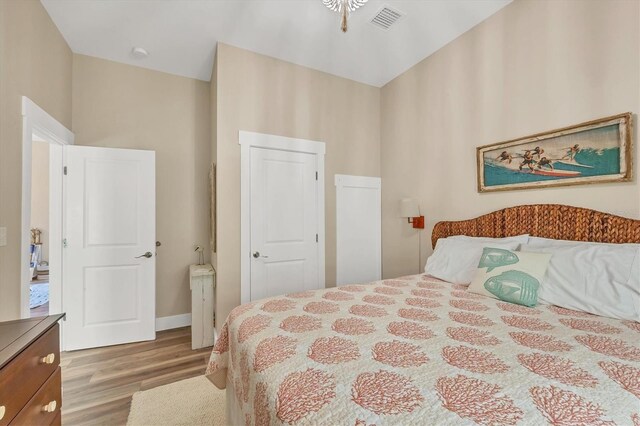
xmin=477 ymin=112 xmax=633 ymax=193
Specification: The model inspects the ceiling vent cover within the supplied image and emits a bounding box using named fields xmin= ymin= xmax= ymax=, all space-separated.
xmin=370 ymin=5 xmax=405 ymax=30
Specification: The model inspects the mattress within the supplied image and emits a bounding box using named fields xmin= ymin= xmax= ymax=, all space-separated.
xmin=206 ymin=275 xmax=640 ymax=425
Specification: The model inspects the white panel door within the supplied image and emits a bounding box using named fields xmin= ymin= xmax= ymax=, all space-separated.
xmin=250 ymin=147 xmax=319 ymax=300
xmin=63 ymin=146 xmax=155 ymax=351
xmin=335 ymin=175 xmax=381 ymax=286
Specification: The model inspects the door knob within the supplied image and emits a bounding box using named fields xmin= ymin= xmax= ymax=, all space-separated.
xmin=135 ymin=252 xmax=153 ymax=259
xmin=252 ymin=252 xmax=269 ymax=259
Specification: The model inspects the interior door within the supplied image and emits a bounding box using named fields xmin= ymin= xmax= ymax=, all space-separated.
xmin=63 ymin=145 xmax=155 ymax=351
xmin=250 ymin=147 xmax=319 ymax=300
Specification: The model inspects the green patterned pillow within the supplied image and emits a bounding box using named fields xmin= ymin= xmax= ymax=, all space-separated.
xmin=468 ymin=247 xmax=551 ymax=307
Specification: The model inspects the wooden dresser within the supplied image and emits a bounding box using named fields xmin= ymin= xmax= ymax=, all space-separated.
xmin=0 ymin=314 xmax=65 ymax=426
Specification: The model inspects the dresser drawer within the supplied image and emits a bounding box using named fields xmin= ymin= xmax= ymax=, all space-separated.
xmin=10 ymin=367 xmax=61 ymax=426
xmin=51 ymin=410 xmax=61 ymax=426
xmin=0 ymin=324 xmax=59 ymax=425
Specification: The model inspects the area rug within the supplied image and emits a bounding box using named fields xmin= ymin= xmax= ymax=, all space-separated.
xmin=29 ymin=282 xmax=49 ymax=309
xmin=127 ymin=375 xmax=225 ymax=426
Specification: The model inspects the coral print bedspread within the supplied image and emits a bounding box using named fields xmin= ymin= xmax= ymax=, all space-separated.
xmin=206 ymin=275 xmax=640 ymax=426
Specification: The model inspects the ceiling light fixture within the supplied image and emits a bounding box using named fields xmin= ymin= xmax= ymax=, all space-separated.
xmin=323 ymin=0 xmax=368 ymax=33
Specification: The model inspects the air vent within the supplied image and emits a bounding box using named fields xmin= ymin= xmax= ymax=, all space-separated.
xmin=370 ymin=5 xmax=405 ymax=30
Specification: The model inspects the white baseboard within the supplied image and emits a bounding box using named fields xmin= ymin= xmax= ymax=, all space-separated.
xmin=156 ymin=313 xmax=191 ymax=331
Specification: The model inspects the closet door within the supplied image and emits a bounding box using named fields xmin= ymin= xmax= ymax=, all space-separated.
xmin=335 ymin=175 xmax=381 ymax=286
xmin=249 ymin=147 xmax=320 ymax=300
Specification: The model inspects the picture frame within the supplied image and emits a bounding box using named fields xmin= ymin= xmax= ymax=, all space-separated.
xmin=209 ymin=162 xmax=216 ymax=253
xmin=477 ymin=112 xmax=633 ymax=193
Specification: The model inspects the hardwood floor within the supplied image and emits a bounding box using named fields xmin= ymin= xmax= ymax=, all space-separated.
xmin=61 ymin=327 xmax=212 ymax=425
xmin=30 ymin=301 xmax=49 ymax=317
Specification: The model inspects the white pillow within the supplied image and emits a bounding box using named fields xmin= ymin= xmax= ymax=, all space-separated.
xmin=520 ymin=241 xmax=640 ymax=321
xmin=425 ymin=238 xmax=521 ymax=284
xmin=528 ymin=236 xmax=639 ymax=250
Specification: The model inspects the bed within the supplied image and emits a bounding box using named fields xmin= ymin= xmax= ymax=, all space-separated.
xmin=206 ymin=204 xmax=640 ymax=425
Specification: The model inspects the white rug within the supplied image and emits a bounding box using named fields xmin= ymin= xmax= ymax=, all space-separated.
xmin=127 ymin=375 xmax=226 ymax=426
xmin=29 ymin=282 xmax=49 ymax=309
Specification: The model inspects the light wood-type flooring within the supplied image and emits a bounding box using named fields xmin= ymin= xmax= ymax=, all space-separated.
xmin=61 ymin=327 xmax=211 ymax=425
xmin=30 ymin=301 xmax=49 ymax=317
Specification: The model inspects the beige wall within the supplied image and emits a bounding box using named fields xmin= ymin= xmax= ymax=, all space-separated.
xmin=72 ymin=55 xmax=211 ymax=318
xmin=381 ymin=0 xmax=640 ymax=279
xmin=213 ymin=44 xmax=381 ymax=327
xmin=0 ymin=0 xmax=72 ymax=320
xmin=30 ymin=141 xmax=50 ymax=261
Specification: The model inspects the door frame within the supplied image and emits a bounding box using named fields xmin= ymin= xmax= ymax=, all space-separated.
xmin=21 ymin=97 xmax=74 ymax=318
xmin=239 ymin=131 xmax=326 ymax=304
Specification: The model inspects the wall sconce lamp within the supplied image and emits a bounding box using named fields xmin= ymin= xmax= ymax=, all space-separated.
xmin=400 ymin=198 xmax=424 ymax=229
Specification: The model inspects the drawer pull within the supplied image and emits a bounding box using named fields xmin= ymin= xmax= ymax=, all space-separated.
xmin=42 ymin=400 xmax=57 ymax=413
xmin=0 ymin=405 xmax=5 ymax=420
xmin=40 ymin=353 xmax=56 ymax=365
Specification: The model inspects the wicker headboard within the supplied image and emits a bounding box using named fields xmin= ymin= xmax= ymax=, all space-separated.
xmin=432 ymin=204 xmax=640 ymax=248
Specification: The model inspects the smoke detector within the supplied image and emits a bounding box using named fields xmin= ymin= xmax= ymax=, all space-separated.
xmin=370 ymin=5 xmax=405 ymax=30
xmin=131 ymin=47 xmax=149 ymax=59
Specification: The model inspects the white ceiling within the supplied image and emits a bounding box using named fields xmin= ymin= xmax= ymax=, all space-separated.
xmin=41 ymin=0 xmax=511 ymax=87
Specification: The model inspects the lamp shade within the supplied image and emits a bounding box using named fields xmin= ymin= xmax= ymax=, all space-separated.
xmin=400 ymin=198 xmax=419 ymax=218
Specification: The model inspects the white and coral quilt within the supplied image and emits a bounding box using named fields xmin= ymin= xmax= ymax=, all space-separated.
xmin=206 ymin=275 xmax=640 ymax=425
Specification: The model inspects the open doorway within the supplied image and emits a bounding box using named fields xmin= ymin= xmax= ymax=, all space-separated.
xmin=29 ymin=138 xmax=51 ymax=316
xmin=21 ymin=97 xmax=74 ymax=319
xmin=22 ymin=98 xmax=157 ymax=351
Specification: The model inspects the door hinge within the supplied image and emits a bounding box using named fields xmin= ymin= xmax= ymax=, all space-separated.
xmin=63 ymin=166 xmax=67 ymax=176
xmin=63 ymin=238 xmax=68 ymax=248
xmin=315 ymin=172 xmax=318 ymax=180
xmin=316 ymin=234 xmax=318 ymax=243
